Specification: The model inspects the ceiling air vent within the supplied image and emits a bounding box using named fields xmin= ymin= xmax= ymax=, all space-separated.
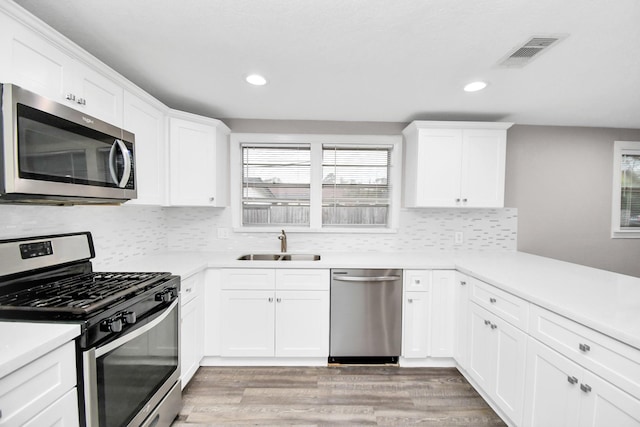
xmin=498 ymin=36 xmax=565 ymax=68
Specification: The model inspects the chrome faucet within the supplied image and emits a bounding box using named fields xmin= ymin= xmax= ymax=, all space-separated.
xmin=278 ymin=229 xmax=287 ymax=253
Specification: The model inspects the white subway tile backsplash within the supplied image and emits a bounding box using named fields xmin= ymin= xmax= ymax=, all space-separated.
xmin=165 ymin=207 xmax=517 ymax=253
xmin=0 ymin=204 xmax=516 ymax=270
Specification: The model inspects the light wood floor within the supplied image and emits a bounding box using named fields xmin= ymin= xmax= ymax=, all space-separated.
xmin=172 ymin=366 xmax=507 ymax=426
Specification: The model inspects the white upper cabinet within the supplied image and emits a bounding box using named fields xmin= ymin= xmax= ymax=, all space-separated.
xmin=2 ymin=17 xmax=123 ymax=127
xmin=168 ymin=113 xmax=230 ymax=207
xmin=403 ymin=121 xmax=513 ymax=208
xmin=123 ymin=91 xmax=167 ymax=205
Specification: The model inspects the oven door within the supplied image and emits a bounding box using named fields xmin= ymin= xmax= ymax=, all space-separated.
xmin=83 ymin=300 xmax=180 ymax=427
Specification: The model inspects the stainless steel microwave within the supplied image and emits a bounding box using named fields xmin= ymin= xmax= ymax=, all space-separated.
xmin=0 ymin=84 xmax=136 ymax=204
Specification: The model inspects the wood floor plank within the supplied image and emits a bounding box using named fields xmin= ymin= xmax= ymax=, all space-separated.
xmin=174 ymin=366 xmax=507 ymax=426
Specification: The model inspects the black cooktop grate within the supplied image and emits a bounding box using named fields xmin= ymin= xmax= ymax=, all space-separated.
xmin=0 ymin=272 xmax=172 ymax=315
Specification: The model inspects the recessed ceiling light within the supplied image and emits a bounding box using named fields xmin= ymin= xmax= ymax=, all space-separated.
xmin=246 ymin=74 xmax=267 ymax=86
xmin=464 ymin=81 xmax=488 ymax=92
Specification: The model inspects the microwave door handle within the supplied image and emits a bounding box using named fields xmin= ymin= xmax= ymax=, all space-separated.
xmin=108 ymin=139 xmax=132 ymax=188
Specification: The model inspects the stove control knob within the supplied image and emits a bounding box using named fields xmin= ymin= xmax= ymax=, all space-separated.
xmin=155 ymin=289 xmax=173 ymax=303
xmin=122 ymin=311 xmax=137 ymax=324
xmin=101 ymin=317 xmax=123 ymax=333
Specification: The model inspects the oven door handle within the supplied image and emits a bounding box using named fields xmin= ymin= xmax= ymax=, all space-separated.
xmin=95 ymin=299 xmax=178 ymax=358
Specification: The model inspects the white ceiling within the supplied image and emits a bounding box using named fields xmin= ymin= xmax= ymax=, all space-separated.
xmin=13 ymin=0 xmax=640 ymax=128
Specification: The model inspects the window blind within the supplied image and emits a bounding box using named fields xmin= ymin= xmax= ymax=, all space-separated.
xmin=322 ymin=145 xmax=391 ymax=226
xmin=621 ymin=153 xmax=640 ymax=228
xmin=242 ymin=145 xmax=311 ymax=226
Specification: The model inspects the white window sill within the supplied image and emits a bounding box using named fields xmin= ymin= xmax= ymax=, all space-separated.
xmin=233 ymin=226 xmax=398 ymax=234
xmin=611 ymin=230 xmax=640 ymax=239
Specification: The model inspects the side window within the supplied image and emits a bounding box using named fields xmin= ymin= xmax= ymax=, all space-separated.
xmin=612 ymin=141 xmax=640 ymax=237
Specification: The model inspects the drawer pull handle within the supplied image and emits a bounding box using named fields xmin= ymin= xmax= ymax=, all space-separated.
xmin=579 ymin=343 xmax=591 ymax=352
xmin=580 ymin=383 xmax=592 ymax=393
xmin=484 ymin=320 xmax=491 ymax=326
xmin=567 ymin=376 xmax=578 ymax=385
xmin=490 ymin=323 xmax=497 ymax=330
xmin=460 ymin=281 xmax=467 ymax=286
xmin=489 ymin=297 xmax=497 ymax=303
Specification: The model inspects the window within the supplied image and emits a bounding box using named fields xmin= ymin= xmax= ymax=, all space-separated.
xmin=242 ymin=145 xmax=311 ymax=226
xmin=322 ymin=146 xmax=391 ymax=227
xmin=612 ymin=141 xmax=640 ymax=238
xmin=231 ymin=134 xmax=401 ymax=231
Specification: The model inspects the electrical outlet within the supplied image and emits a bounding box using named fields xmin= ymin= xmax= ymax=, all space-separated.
xmin=217 ymin=227 xmax=231 ymax=239
xmin=454 ymin=231 xmax=464 ymax=244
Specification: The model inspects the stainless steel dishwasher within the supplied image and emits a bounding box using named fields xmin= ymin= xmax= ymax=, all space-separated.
xmin=329 ymin=268 xmax=403 ymax=364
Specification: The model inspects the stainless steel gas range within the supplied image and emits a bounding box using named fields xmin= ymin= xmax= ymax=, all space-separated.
xmin=0 ymin=232 xmax=181 ymax=427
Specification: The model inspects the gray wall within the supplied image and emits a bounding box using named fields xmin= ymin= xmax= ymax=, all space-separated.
xmin=505 ymin=125 xmax=640 ymax=277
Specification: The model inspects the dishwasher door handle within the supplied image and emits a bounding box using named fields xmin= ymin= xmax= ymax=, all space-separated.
xmin=333 ymin=275 xmax=401 ymax=282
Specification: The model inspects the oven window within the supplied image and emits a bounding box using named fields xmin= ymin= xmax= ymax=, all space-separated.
xmin=96 ymin=306 xmax=178 ymax=427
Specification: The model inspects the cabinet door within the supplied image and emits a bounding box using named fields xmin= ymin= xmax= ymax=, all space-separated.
xmin=579 ymin=371 xmax=640 ymax=427
xmin=402 ymin=291 xmax=430 ymax=358
xmin=431 ymin=270 xmax=455 ymax=357
xmin=414 ymin=128 xmax=463 ymax=207
xmin=275 ymin=290 xmax=329 ymax=357
xmin=123 ymin=91 xmax=166 ymax=205
xmin=180 ymin=297 xmax=199 ymax=388
xmin=169 ymin=117 xmax=218 ymax=206
xmin=454 ymin=273 xmax=470 ymax=368
xmin=69 ymin=60 xmax=124 ymax=127
xmin=523 ymin=338 xmax=583 ymax=427
xmin=493 ymin=313 xmax=528 ymax=426
xmin=220 ymin=290 xmax=274 ymax=357
xmin=6 ymin=23 xmax=72 ymax=102
xmin=460 ymin=129 xmax=506 ymax=208
xmin=468 ymin=302 xmax=497 ymax=391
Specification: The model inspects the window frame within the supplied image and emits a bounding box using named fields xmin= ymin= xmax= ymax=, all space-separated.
xmin=230 ymin=133 xmax=402 ymax=233
xmin=611 ymin=140 xmax=640 ymax=238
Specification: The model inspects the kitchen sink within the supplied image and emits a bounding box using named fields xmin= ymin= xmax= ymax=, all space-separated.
xmin=237 ymin=254 xmax=321 ymax=261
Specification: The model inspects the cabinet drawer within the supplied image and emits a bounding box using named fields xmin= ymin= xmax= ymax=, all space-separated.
xmin=404 ymin=270 xmax=431 ymax=292
xmin=529 ymin=304 xmax=640 ymax=398
xmin=221 ymin=269 xmax=275 ymax=290
xmin=23 ymin=388 xmax=79 ymax=427
xmin=275 ymin=269 xmax=329 ymax=290
xmin=180 ymin=272 xmax=202 ymax=305
xmin=0 ymin=341 xmax=76 ymax=427
xmin=470 ymin=277 xmax=529 ymax=331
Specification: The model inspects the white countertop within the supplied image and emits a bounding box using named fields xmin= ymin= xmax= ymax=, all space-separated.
xmin=107 ymin=249 xmax=640 ymax=350
xmin=0 ymin=321 xmax=80 ymax=378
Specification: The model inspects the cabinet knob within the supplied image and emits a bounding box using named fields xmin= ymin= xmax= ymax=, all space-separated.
xmin=484 ymin=319 xmax=491 ymax=326
xmin=579 ymin=343 xmax=591 ymax=352
xmin=66 ymin=93 xmax=76 ymax=101
xmin=567 ymin=376 xmax=578 ymax=385
xmin=489 ymin=297 xmax=497 ymax=303
xmin=462 ymin=198 xmax=468 ymax=203
xmin=580 ymin=383 xmax=592 ymax=393
xmin=408 ymin=298 xmax=413 ymax=303
xmin=276 ymin=298 xmax=281 ymax=303
xmin=456 ymin=198 xmax=461 ymax=203
xmin=460 ymin=281 xmax=467 ymax=286
xmin=415 ymin=279 xmax=420 ymax=284
xmin=268 ymin=297 xmax=273 ymax=302
xmin=490 ymin=323 xmax=497 ymax=330
xmin=209 ymin=197 xmax=215 ymax=202
xmin=77 ymin=97 xmax=86 ymax=105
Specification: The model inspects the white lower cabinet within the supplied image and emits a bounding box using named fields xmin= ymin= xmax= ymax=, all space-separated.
xmin=220 ymin=269 xmax=329 ymax=359
xmin=0 ymin=341 xmax=78 ymax=426
xmin=468 ymin=302 xmax=527 ymax=425
xmin=524 ymin=337 xmax=640 ymax=427
xmin=402 ymin=290 xmax=430 ymax=358
xmin=180 ymin=272 xmax=204 ymax=388
xmin=454 ymin=272 xmax=470 ymax=369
